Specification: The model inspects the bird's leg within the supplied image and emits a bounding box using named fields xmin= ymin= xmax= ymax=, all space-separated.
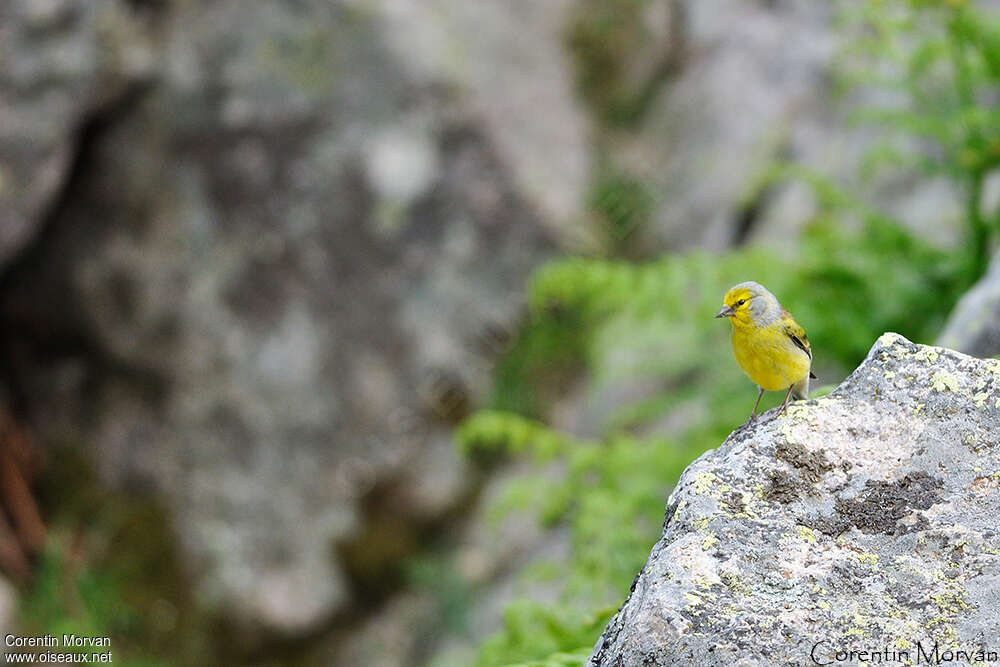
xmin=747 ymin=387 xmax=765 ymax=423
xmin=779 ymin=385 xmax=795 ymax=413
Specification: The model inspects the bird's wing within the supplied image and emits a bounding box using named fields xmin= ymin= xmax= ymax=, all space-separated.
xmin=780 ymin=309 xmax=812 ymax=361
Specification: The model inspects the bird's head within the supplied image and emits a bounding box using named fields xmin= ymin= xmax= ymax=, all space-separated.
xmin=715 ymin=281 xmax=780 ymax=327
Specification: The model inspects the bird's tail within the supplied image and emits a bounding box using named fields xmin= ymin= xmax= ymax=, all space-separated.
xmin=792 ymin=376 xmax=810 ymax=400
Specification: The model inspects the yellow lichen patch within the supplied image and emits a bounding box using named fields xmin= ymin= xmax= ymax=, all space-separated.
xmin=693 ymin=472 xmax=716 ymax=495
xmin=877 ymin=332 xmax=904 ymax=347
xmin=702 ymin=533 xmax=719 ymax=551
xmin=913 ymin=348 xmax=940 ymax=364
xmin=931 ymin=589 xmax=969 ymax=614
xmin=684 ymin=592 xmax=703 ymax=605
xmin=922 ymin=576 xmax=969 ymax=648
xmin=720 ymin=570 xmax=751 ymax=597
xmin=857 ymin=552 xmax=879 ymax=565
xmin=974 ymin=392 xmax=989 ymax=408
xmin=877 ymin=333 xmax=908 ymax=359
xmin=932 ymin=371 xmax=960 ymax=393
xmin=783 ymin=402 xmax=811 ymax=421
xmin=797 ymin=525 xmax=817 ymax=543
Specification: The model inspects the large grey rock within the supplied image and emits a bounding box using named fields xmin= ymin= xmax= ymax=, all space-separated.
xmin=1 ymin=0 xmax=555 ymax=638
xmin=614 ymin=0 xmax=971 ymax=252
xmin=591 ymin=333 xmax=1000 ymax=665
xmin=373 ymin=0 xmax=591 ymax=238
xmin=623 ymin=0 xmax=839 ymax=250
xmin=0 ymin=0 xmax=155 ymax=268
xmin=938 ymin=250 xmax=1000 ymax=359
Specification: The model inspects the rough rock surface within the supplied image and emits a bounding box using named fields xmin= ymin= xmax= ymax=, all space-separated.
xmin=374 ymin=0 xmax=590 ymax=235
xmin=938 ymin=249 xmax=1000 ymax=359
xmin=0 ymin=0 xmax=155 ymax=268
xmin=615 ymin=0 xmax=977 ymax=252
xmin=591 ymin=333 xmax=1000 ymax=666
xmin=1 ymin=0 xmax=557 ymax=637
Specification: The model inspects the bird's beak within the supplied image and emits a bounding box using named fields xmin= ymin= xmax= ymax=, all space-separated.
xmin=715 ymin=305 xmax=734 ymax=319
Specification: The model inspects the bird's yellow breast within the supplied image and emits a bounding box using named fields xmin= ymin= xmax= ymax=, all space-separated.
xmin=731 ymin=323 xmax=811 ymax=391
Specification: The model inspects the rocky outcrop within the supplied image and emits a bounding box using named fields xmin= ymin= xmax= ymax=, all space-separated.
xmin=0 ymin=0 xmax=561 ymax=638
xmin=591 ymin=333 xmax=1000 ymax=666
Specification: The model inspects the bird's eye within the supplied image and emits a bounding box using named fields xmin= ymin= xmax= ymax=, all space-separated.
xmin=736 ymin=299 xmax=746 ymax=306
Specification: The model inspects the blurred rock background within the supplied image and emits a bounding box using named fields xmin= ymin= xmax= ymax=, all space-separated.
xmin=0 ymin=0 xmax=997 ymax=665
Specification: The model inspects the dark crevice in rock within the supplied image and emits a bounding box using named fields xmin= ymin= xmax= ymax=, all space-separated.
xmin=731 ymin=138 xmax=794 ymax=247
xmin=0 ymin=81 xmax=160 ymax=418
xmin=123 ymin=0 xmax=169 ymax=12
xmin=662 ymin=497 xmax=680 ymax=531
xmin=731 ymin=186 xmax=772 ymax=247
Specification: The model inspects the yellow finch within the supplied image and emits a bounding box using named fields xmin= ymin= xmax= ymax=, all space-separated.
xmin=715 ymin=281 xmax=816 ymax=422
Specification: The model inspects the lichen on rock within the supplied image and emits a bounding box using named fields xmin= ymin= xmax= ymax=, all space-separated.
xmin=590 ymin=333 xmax=1000 ymax=666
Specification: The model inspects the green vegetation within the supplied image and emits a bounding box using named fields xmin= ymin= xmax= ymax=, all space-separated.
xmin=839 ymin=0 xmax=1000 ymax=280
xmin=18 ymin=446 xmax=215 ymax=667
xmin=462 ymin=1 xmax=998 ymax=664
xmin=588 ymin=162 xmax=656 ymax=256
xmin=462 ymin=221 xmax=962 ymax=665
